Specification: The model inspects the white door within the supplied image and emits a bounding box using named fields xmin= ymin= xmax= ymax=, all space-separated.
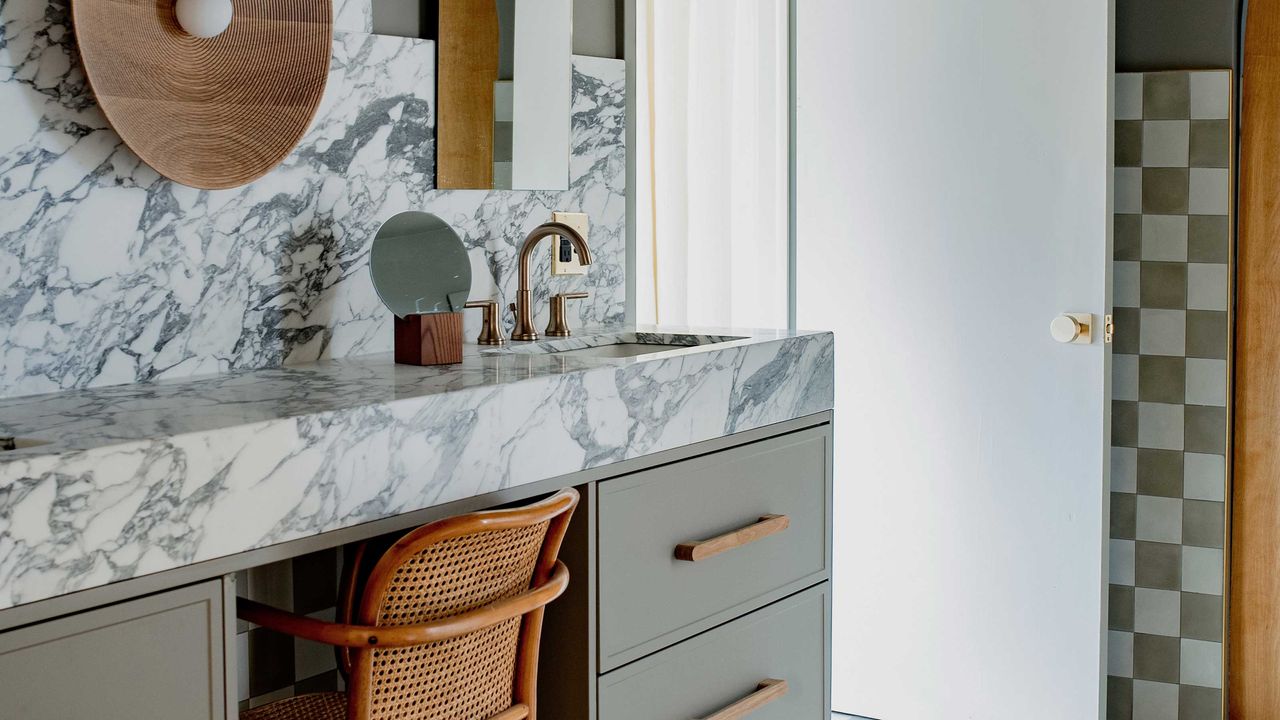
xmin=795 ymin=2 xmax=1113 ymax=719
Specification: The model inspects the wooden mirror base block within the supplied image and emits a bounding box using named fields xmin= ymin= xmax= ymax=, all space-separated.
xmin=395 ymin=313 xmax=464 ymax=366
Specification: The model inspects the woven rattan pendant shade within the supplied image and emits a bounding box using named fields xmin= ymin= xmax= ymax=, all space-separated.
xmin=72 ymin=0 xmax=332 ymax=190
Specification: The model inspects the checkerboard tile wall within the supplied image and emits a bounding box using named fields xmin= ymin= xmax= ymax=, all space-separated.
xmin=235 ymin=548 xmax=345 ymax=712
xmin=1109 ymin=70 xmax=1231 ymax=720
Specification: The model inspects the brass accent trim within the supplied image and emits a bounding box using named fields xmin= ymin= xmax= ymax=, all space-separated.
xmin=513 ymin=222 xmax=593 ymax=341
xmin=1050 ymin=313 xmax=1093 ymax=344
xmin=464 ymin=300 xmax=506 ymax=345
xmin=545 ymin=292 xmax=589 ymax=337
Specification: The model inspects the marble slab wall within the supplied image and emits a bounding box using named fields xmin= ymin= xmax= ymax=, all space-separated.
xmin=335 ymin=0 xmax=373 ymax=33
xmin=0 ymin=1 xmax=626 ymax=400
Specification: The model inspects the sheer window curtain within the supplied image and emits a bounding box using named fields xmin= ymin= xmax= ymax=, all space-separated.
xmin=633 ymin=0 xmax=790 ymax=329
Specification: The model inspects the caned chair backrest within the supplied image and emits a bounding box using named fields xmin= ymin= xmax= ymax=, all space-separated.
xmin=345 ymin=489 xmax=578 ymax=720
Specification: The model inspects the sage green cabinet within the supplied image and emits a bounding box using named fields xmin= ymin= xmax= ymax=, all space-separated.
xmin=597 ymin=426 xmax=832 ymax=670
xmin=598 ymin=583 xmax=831 ymax=720
xmin=0 ymin=415 xmax=834 ymax=720
xmin=0 ymin=580 xmax=230 ymax=720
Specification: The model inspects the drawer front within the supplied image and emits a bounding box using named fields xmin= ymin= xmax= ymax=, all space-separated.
xmin=598 ymin=426 xmax=831 ymax=670
xmin=599 ymin=583 xmax=830 ymax=720
xmin=0 ymin=581 xmax=227 ymax=720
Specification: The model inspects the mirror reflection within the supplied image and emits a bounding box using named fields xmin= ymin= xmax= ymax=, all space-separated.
xmin=435 ymin=0 xmax=572 ymax=190
xmin=370 ymin=211 xmax=473 ymax=317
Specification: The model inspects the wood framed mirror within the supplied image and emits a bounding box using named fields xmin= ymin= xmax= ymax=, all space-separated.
xmin=433 ymin=0 xmax=573 ymax=190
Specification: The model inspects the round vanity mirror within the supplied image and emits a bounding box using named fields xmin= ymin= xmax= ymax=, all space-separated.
xmin=370 ymin=212 xmax=472 ymax=317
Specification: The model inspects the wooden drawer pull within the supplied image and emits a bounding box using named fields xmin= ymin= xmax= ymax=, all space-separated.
xmin=675 ymin=515 xmax=790 ymax=562
xmin=696 ymin=679 xmax=789 ymax=720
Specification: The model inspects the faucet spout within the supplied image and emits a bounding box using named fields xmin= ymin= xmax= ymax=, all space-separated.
xmin=512 ymin=222 xmax=592 ymax=342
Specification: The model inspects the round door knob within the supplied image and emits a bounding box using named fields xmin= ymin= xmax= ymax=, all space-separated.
xmin=1050 ymin=313 xmax=1091 ymax=344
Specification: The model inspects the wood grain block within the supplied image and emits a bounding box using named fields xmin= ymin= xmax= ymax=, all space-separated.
xmin=436 ymin=0 xmax=499 ymax=189
xmin=395 ymin=313 xmax=464 ymax=366
xmin=72 ymin=0 xmax=332 ymax=190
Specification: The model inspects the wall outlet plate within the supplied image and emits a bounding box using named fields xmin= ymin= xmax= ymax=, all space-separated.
xmin=551 ymin=211 xmax=588 ymax=276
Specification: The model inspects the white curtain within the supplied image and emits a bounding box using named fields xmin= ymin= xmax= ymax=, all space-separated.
xmin=633 ymin=0 xmax=790 ymax=329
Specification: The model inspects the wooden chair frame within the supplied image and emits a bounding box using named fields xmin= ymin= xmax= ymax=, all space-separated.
xmin=238 ymin=488 xmax=579 ymax=720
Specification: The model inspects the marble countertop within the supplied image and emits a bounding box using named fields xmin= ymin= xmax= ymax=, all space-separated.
xmin=0 ymin=327 xmax=834 ymax=611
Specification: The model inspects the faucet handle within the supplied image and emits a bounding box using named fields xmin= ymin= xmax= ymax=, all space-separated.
xmin=464 ymin=300 xmax=506 ymax=346
xmin=546 ymin=292 xmax=589 ymax=338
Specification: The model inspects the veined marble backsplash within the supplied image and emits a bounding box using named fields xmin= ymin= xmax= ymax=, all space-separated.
xmin=335 ymin=0 xmax=373 ymax=33
xmin=0 ymin=1 xmax=626 ymax=400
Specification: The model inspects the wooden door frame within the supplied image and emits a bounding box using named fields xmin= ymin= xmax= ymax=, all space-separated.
xmin=1229 ymin=2 xmax=1280 ymax=716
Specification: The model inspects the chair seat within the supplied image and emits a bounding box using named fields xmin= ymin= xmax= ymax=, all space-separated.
xmin=241 ymin=692 xmax=347 ymax=720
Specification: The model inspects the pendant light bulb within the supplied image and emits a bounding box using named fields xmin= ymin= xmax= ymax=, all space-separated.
xmin=174 ymin=0 xmax=233 ymax=38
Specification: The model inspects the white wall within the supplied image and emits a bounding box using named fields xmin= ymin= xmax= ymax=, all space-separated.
xmin=795 ymin=2 xmax=1113 ymax=718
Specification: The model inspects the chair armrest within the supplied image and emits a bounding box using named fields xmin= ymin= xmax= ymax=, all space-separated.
xmin=334 ymin=541 xmax=369 ymax=678
xmin=237 ymin=560 xmax=569 ymax=649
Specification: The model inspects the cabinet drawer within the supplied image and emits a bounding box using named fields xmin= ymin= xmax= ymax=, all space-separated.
xmin=0 ymin=580 xmax=228 ymax=720
xmin=598 ymin=426 xmax=831 ymax=670
xmin=599 ymin=583 xmax=830 ymax=720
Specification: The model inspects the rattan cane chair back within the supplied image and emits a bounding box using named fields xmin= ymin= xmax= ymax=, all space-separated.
xmin=354 ymin=520 xmax=551 ymax=720
xmin=238 ymin=489 xmax=578 ymax=720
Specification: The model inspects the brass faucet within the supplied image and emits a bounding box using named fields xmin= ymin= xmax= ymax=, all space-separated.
xmin=511 ymin=222 xmax=593 ymax=341
xmin=546 ymin=292 xmax=589 ymax=337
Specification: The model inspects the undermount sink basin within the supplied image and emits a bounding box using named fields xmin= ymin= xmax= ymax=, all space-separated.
xmin=551 ymin=343 xmax=689 ymax=359
xmin=492 ymin=332 xmax=748 ymax=359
